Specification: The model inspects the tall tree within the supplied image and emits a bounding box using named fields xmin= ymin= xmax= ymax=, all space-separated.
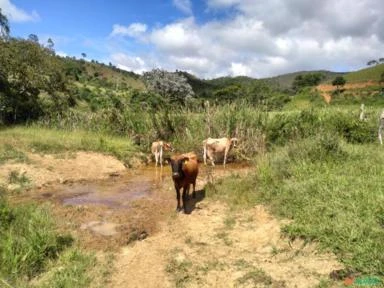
xmin=0 ymin=8 xmax=10 ymax=39
xmin=143 ymin=69 xmax=194 ymax=105
xmin=332 ymin=76 xmax=346 ymax=94
xmin=47 ymin=38 xmax=54 ymax=51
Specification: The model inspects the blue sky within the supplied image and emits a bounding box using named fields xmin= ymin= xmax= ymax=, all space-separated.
xmin=1 ymin=0 xmax=384 ymax=79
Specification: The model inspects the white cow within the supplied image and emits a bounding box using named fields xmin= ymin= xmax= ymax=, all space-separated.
xmin=203 ymin=137 xmax=238 ymax=167
xmin=151 ymin=141 xmax=174 ymax=166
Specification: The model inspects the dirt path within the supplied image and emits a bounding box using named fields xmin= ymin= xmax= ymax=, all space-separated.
xmin=109 ymin=201 xmax=343 ymax=288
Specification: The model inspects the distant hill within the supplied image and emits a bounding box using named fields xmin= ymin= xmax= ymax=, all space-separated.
xmin=267 ymin=70 xmax=346 ymax=89
xmin=344 ymin=63 xmax=384 ymax=83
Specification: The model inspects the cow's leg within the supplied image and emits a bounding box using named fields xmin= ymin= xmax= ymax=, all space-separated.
xmin=155 ymin=152 xmax=159 ymax=166
xmin=159 ymin=146 xmax=163 ymax=166
xmin=203 ymin=144 xmax=207 ymax=165
xmin=192 ymin=181 xmax=196 ymax=199
xmin=176 ymin=187 xmax=182 ymax=212
xmin=223 ymin=146 xmax=229 ymax=167
xmin=182 ymin=186 xmax=188 ymax=213
xmin=379 ymin=125 xmax=383 ymax=145
xmin=208 ymin=150 xmax=215 ymax=166
xmin=185 ymin=184 xmax=190 ymax=200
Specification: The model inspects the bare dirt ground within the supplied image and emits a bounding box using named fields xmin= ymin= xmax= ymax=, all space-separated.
xmin=109 ymin=201 xmax=343 ymax=288
xmin=0 ymin=151 xmax=127 ymax=187
xmin=316 ymin=81 xmax=378 ymax=104
xmin=1 ymin=152 xmax=344 ymax=287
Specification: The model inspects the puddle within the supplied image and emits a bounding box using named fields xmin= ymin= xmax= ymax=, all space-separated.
xmin=38 ymin=162 xmax=251 ymax=209
xmin=58 ymin=166 xmax=171 ymax=209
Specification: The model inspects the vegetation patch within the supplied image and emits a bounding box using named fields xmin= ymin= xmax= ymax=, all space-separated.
xmin=0 ymin=198 xmax=74 ymax=286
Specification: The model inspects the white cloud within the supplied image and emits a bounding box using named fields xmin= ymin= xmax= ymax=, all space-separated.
xmin=56 ymin=51 xmax=68 ymax=58
xmin=110 ymin=53 xmax=150 ymax=74
xmin=110 ymin=23 xmax=147 ymax=38
xmin=230 ymin=62 xmax=251 ymax=76
xmin=0 ymin=0 xmax=39 ymax=22
xmin=107 ymin=0 xmax=384 ymax=78
xmin=173 ymin=0 xmax=192 ymax=14
xmin=150 ymin=18 xmax=202 ymax=56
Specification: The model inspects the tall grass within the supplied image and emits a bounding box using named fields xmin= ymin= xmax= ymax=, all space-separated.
xmin=0 ymin=126 xmax=139 ymax=165
xmin=208 ymin=133 xmax=384 ymax=276
xmin=0 ymin=197 xmax=73 ymax=285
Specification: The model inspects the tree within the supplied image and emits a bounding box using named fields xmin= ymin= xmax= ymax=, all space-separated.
xmin=367 ymin=60 xmax=379 ymax=66
xmin=292 ymin=73 xmax=325 ymax=91
xmin=28 ymin=34 xmax=39 ymax=43
xmin=47 ymin=38 xmax=54 ymax=50
xmin=142 ymin=69 xmax=195 ymax=106
xmin=0 ymin=8 xmax=10 ymax=39
xmin=81 ymin=52 xmax=87 ymax=59
xmin=0 ymin=38 xmax=69 ymax=123
xmin=379 ymin=58 xmax=384 ymax=63
xmin=332 ymin=76 xmax=346 ymax=94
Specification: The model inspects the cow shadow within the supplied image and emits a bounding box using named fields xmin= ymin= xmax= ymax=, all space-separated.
xmin=184 ymin=189 xmax=206 ymax=214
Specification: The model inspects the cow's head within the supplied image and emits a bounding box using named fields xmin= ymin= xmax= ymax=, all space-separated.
xmin=163 ymin=142 xmax=175 ymax=152
xmin=230 ymin=138 xmax=238 ymax=148
xmin=169 ymin=155 xmax=189 ymax=179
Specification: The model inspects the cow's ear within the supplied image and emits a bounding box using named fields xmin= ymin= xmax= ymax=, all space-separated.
xmin=182 ymin=156 xmax=190 ymax=164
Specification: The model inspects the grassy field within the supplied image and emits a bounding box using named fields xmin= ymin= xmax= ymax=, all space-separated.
xmin=0 ymin=126 xmax=140 ymax=165
xmin=208 ymin=134 xmax=384 ymax=278
xmin=344 ymin=63 xmax=384 ymax=83
xmin=2 ymin=100 xmax=384 ymax=286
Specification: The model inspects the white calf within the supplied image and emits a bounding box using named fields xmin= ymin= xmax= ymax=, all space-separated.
xmin=151 ymin=141 xmax=174 ymax=166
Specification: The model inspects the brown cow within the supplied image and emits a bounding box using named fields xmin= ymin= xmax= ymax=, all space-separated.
xmin=151 ymin=141 xmax=174 ymax=166
xmin=203 ymin=137 xmax=238 ymax=167
xmin=169 ymin=152 xmax=199 ymax=213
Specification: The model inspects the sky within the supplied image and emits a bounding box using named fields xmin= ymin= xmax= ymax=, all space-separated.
xmin=1 ymin=0 xmax=384 ymax=79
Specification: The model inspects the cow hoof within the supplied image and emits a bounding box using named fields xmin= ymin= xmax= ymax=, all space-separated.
xmin=176 ymin=207 xmax=183 ymax=212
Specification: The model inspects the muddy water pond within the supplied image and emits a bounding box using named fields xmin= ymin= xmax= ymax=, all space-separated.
xmin=40 ymin=162 xmax=250 ymax=209
xmin=30 ymin=163 xmax=251 ymax=247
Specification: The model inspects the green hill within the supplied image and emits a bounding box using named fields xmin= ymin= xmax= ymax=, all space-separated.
xmin=267 ymin=70 xmax=345 ymax=89
xmin=344 ymin=63 xmax=384 ymax=83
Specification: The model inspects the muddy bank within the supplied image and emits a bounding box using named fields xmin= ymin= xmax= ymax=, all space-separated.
xmin=0 ymin=151 xmax=128 ymax=188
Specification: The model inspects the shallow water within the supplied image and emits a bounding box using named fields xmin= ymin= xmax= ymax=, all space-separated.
xmin=46 ymin=162 xmax=250 ymax=208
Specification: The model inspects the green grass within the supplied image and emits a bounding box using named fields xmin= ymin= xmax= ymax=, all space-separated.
xmin=0 ymin=144 xmax=29 ymax=165
xmin=209 ymin=136 xmax=384 ymax=276
xmin=37 ymin=249 xmax=96 ymax=288
xmin=344 ymin=63 xmax=384 ymax=83
xmin=0 ymin=126 xmax=139 ymax=165
xmin=0 ymin=199 xmax=74 ymax=286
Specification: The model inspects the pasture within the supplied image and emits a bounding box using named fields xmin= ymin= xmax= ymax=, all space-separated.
xmin=1 ymin=100 xmax=384 ymax=287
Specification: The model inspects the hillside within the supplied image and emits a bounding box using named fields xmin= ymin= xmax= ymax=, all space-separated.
xmin=62 ymin=57 xmax=145 ymax=91
xmin=344 ymin=63 xmax=384 ymax=83
xmin=267 ymin=70 xmax=345 ymax=89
